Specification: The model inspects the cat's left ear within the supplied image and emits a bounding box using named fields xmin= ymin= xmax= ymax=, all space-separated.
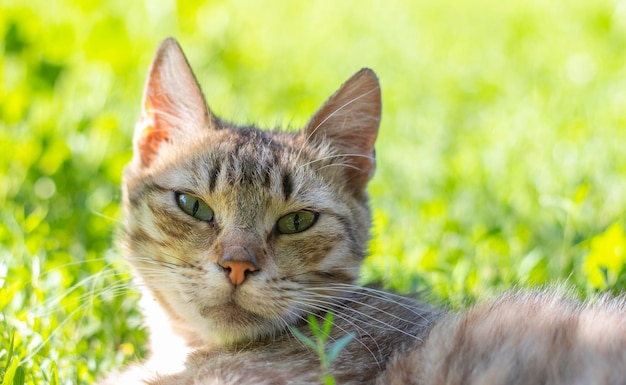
xmin=303 ymin=68 xmax=381 ymax=192
xmin=134 ymin=38 xmax=212 ymax=167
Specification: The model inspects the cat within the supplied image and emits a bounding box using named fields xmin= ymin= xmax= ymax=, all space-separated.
xmin=99 ymin=38 xmax=626 ymax=385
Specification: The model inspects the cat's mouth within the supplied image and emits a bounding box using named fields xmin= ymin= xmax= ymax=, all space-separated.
xmin=199 ymin=302 xmax=246 ymax=319
xmin=195 ymin=301 xmax=283 ymax=345
xmin=198 ymin=295 xmax=272 ymax=325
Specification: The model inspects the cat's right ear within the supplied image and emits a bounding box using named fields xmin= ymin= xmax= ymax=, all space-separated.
xmin=303 ymin=68 xmax=381 ymax=192
xmin=134 ymin=38 xmax=212 ymax=168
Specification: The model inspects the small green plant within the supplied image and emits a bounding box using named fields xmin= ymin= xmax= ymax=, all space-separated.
xmin=291 ymin=313 xmax=353 ymax=385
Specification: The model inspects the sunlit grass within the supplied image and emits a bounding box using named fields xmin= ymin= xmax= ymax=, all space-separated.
xmin=2 ymin=0 xmax=626 ymax=383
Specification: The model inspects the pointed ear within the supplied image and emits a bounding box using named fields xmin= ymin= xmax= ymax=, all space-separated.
xmin=303 ymin=68 xmax=381 ymax=191
xmin=134 ymin=38 xmax=211 ymax=167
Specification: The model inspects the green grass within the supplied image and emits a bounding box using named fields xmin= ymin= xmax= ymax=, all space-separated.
xmin=291 ymin=313 xmax=354 ymax=385
xmin=2 ymin=0 xmax=626 ymax=383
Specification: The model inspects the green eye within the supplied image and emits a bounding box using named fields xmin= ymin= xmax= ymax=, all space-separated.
xmin=277 ymin=211 xmax=318 ymax=234
xmin=176 ymin=193 xmax=214 ymax=222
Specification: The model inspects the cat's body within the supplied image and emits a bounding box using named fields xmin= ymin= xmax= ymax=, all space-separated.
xmin=100 ymin=38 xmax=626 ymax=385
xmin=380 ymin=291 xmax=626 ymax=385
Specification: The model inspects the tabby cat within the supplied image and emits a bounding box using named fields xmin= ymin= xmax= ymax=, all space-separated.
xmin=100 ymin=38 xmax=626 ymax=385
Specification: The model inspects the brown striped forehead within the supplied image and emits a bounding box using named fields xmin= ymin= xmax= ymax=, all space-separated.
xmin=211 ymin=127 xmax=294 ymax=194
xmin=196 ymin=128 xmax=323 ymax=229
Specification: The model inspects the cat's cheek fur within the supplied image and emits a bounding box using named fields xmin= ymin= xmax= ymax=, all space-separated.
xmin=148 ymin=279 xmax=240 ymax=346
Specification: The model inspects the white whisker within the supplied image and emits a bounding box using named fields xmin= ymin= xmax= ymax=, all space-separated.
xmin=296 ymin=153 xmax=374 ymax=172
xmin=296 ymin=294 xmax=424 ymax=342
xmin=289 ymin=303 xmax=384 ymax=369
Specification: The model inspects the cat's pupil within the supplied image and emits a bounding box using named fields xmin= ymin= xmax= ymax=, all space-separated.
xmin=293 ymin=213 xmax=300 ymax=230
xmin=192 ymin=200 xmax=200 ymax=217
xmin=276 ymin=211 xmax=317 ymax=234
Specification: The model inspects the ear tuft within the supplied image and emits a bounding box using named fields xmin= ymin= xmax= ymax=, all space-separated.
xmin=303 ymin=68 xmax=381 ymax=192
xmin=135 ymin=38 xmax=211 ymax=167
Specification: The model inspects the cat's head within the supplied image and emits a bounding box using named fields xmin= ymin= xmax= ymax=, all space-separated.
xmin=122 ymin=38 xmax=381 ymax=347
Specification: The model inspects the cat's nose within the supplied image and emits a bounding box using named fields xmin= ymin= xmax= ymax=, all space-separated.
xmin=220 ymin=260 xmax=258 ymax=286
xmin=218 ymin=246 xmax=260 ymax=286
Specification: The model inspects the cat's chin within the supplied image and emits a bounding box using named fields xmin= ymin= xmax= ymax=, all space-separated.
xmin=193 ymin=302 xmax=288 ymax=346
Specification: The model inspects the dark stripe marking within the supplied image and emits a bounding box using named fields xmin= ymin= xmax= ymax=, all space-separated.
xmin=282 ymin=172 xmax=293 ymax=201
xmin=208 ymin=159 xmax=221 ymax=193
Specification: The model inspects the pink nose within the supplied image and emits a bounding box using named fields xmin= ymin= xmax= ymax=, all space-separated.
xmin=219 ymin=260 xmax=258 ymax=286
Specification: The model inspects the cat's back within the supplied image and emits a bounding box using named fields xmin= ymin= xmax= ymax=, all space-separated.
xmin=379 ymin=291 xmax=626 ymax=385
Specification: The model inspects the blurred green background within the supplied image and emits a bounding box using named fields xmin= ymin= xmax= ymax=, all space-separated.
xmin=2 ymin=0 xmax=626 ymax=383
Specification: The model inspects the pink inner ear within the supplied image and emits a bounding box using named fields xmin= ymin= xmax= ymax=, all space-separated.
xmin=133 ymin=38 xmax=210 ymax=168
xmin=137 ymin=97 xmax=170 ymax=167
xmin=135 ymin=51 xmax=177 ymax=168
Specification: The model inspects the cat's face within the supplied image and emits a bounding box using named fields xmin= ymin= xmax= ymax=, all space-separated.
xmin=122 ymin=38 xmax=380 ymax=347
